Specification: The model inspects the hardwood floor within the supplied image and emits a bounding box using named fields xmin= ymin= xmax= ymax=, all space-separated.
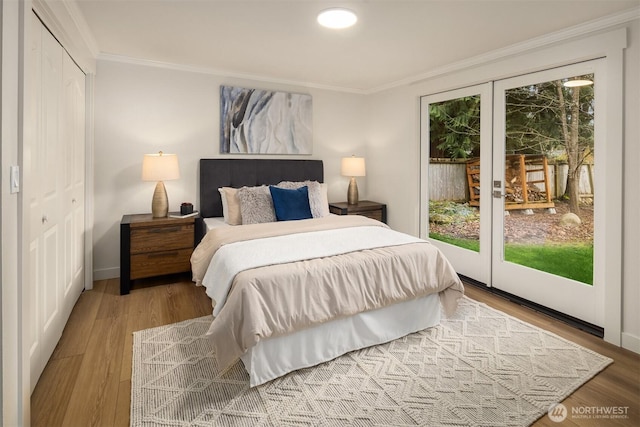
xmin=31 ymin=275 xmax=212 ymax=427
xmin=31 ymin=277 xmax=639 ymax=426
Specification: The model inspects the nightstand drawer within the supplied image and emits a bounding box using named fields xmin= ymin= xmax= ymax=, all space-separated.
xmin=130 ymin=224 xmax=194 ymax=253
xmin=329 ymin=201 xmax=387 ymax=224
xmin=130 ymin=248 xmax=193 ymax=279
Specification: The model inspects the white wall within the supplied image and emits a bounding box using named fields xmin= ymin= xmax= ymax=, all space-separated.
xmin=366 ymin=22 xmax=640 ymax=351
xmin=93 ymin=59 xmax=368 ymax=278
xmin=93 ymin=20 xmax=639 ymax=352
xmin=621 ymin=20 xmax=640 ymax=352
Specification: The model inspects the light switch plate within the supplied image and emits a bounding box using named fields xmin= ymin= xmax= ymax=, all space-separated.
xmin=10 ymin=165 xmax=19 ymax=194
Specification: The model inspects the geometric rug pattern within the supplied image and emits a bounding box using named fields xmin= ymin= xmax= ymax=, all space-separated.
xmin=131 ymin=297 xmax=612 ymax=426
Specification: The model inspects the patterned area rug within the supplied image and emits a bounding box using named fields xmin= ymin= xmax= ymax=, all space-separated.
xmin=131 ymin=297 xmax=611 ymax=426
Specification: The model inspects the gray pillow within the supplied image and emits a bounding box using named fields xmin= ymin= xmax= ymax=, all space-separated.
xmin=236 ymin=185 xmax=276 ymax=224
xmin=277 ymin=180 xmax=330 ymax=218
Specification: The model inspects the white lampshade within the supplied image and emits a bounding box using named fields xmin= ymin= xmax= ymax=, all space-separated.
xmin=142 ymin=152 xmax=180 ymax=182
xmin=341 ymin=156 xmax=366 ymax=177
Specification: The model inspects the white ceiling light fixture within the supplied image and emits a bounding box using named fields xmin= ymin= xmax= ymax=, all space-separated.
xmin=563 ymin=79 xmax=593 ymax=87
xmin=317 ymin=8 xmax=357 ymax=29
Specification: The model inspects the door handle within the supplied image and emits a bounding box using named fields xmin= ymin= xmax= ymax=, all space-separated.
xmin=493 ymin=190 xmax=505 ymax=199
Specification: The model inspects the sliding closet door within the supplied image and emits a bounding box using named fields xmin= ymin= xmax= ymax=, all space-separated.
xmin=26 ymin=12 xmax=86 ymax=391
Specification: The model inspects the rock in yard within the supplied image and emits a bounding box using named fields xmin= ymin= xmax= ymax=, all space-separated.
xmin=560 ymin=213 xmax=582 ymax=227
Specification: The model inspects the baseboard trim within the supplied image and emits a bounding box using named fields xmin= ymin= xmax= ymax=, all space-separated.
xmin=460 ymin=275 xmax=605 ymax=338
xmin=621 ymin=332 xmax=640 ymax=354
xmin=93 ymin=267 xmax=119 ymax=281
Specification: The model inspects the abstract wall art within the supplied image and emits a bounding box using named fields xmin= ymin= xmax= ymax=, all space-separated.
xmin=220 ymin=86 xmax=313 ymax=154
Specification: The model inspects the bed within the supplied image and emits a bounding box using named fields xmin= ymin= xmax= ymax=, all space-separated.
xmin=192 ymin=158 xmax=464 ymax=387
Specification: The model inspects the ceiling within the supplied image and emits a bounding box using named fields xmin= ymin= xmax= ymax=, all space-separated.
xmin=75 ymin=0 xmax=639 ymax=92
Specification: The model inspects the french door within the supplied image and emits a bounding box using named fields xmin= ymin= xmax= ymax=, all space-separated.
xmin=422 ymin=60 xmax=604 ymax=327
xmin=420 ymin=83 xmax=492 ymax=285
xmin=492 ymin=61 xmax=603 ymax=326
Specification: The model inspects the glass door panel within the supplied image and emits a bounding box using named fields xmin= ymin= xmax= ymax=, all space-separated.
xmin=492 ymin=61 xmax=603 ymax=326
xmin=421 ymin=84 xmax=492 ymax=285
xmin=503 ymin=76 xmax=594 ymax=284
xmin=428 ymin=95 xmax=481 ymax=251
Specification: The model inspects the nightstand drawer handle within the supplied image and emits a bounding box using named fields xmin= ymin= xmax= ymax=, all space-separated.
xmin=147 ymin=251 xmax=179 ymax=258
xmin=148 ymin=226 xmax=182 ymax=234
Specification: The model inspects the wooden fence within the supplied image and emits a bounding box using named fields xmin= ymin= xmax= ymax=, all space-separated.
xmin=428 ymin=159 xmax=594 ymax=202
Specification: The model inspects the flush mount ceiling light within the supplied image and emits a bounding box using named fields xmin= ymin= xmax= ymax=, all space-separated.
xmin=317 ymin=8 xmax=357 ymax=29
xmin=563 ymin=79 xmax=593 ymax=87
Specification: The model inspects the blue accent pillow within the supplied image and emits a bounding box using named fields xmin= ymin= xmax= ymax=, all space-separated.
xmin=269 ymin=185 xmax=313 ymax=221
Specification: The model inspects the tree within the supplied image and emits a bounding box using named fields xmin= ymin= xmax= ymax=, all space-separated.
xmin=429 ymin=96 xmax=480 ymax=159
xmin=504 ymin=76 xmax=594 ymax=215
xmin=554 ymin=80 xmax=593 ymax=215
xmin=429 ymin=74 xmax=594 ymax=216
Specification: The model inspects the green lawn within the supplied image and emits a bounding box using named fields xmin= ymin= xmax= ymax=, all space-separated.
xmin=429 ymin=233 xmax=593 ymax=285
xmin=429 ymin=233 xmax=479 ymax=252
xmin=504 ymin=243 xmax=593 ymax=285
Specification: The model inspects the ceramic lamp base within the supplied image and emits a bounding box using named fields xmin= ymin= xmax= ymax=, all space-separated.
xmin=347 ymin=177 xmax=359 ymax=205
xmin=151 ymin=181 xmax=169 ymax=217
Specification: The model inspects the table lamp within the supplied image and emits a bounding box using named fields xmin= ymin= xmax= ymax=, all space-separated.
xmin=341 ymin=155 xmax=366 ymax=205
xmin=142 ymin=151 xmax=180 ymax=217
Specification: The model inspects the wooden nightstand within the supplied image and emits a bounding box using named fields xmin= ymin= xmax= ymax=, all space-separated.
xmin=329 ymin=201 xmax=387 ymax=224
xmin=120 ymin=213 xmax=197 ymax=295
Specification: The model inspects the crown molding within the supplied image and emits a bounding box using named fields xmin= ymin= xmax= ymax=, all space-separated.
xmin=32 ymin=0 xmax=99 ymax=73
xmin=368 ymin=6 xmax=640 ymax=94
xmin=97 ymin=53 xmax=368 ymax=95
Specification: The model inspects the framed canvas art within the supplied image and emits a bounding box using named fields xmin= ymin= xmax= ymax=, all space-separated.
xmin=220 ymin=86 xmax=313 ymax=154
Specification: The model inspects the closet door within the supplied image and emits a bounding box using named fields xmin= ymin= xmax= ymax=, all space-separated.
xmin=27 ymin=13 xmax=86 ymax=391
xmin=36 ymin=18 xmax=64 ymax=387
xmin=27 ymin=11 xmax=46 ymax=390
xmin=61 ymin=50 xmax=85 ymax=315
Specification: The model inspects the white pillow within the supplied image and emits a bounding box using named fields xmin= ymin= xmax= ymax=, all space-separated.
xmin=277 ymin=180 xmax=330 ymax=218
xmin=218 ymin=187 xmax=242 ymax=225
xmin=218 ymin=188 xmax=229 ymax=220
xmin=319 ymin=183 xmax=329 ymax=216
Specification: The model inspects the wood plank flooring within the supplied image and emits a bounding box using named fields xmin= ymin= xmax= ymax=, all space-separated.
xmin=31 ymin=276 xmax=639 ymax=426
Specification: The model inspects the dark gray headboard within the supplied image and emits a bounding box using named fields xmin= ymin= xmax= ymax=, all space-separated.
xmin=199 ymin=159 xmax=324 ymax=218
